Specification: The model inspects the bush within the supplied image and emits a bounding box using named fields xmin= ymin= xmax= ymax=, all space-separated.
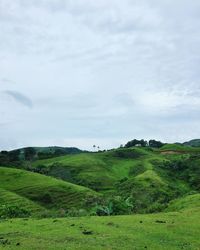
xmin=0 ymin=204 xmax=31 ymax=218
xmin=66 ymin=208 xmax=88 ymax=217
xmin=40 ymin=192 xmax=53 ymax=204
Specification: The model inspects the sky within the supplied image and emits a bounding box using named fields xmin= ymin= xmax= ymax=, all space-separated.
xmin=0 ymin=0 xmax=200 ymax=151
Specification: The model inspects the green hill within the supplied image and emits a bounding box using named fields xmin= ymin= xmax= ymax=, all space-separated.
xmin=166 ymin=193 xmax=200 ymax=212
xmin=29 ymin=146 xmax=198 ymax=214
xmin=159 ymin=143 xmax=200 ymax=152
xmin=0 ymin=146 xmax=83 ymax=167
xmin=0 ymin=167 xmax=100 ymax=215
xmin=183 ymin=139 xmax=200 ymax=147
xmin=0 ymin=143 xmax=200 ymax=249
xmin=32 ymin=147 xmax=164 ymax=191
xmin=0 ymin=188 xmax=46 ymax=217
xmin=1 ymin=144 xmax=200 ymax=216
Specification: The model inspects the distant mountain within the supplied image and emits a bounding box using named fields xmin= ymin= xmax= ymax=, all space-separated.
xmin=0 ymin=146 xmax=84 ymax=164
xmin=183 ymin=139 xmax=200 ymax=147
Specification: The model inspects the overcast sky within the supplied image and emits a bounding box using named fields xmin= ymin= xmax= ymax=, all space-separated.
xmin=0 ymin=0 xmax=200 ymax=150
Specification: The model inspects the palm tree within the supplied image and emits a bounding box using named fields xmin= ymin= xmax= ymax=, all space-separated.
xmin=93 ymin=145 xmax=96 ymax=151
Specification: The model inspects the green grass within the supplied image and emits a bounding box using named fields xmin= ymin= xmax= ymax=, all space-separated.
xmin=16 ymin=146 xmax=197 ymax=214
xmin=0 ymin=209 xmax=199 ymax=250
xmin=32 ymin=148 xmax=165 ymax=191
xmin=0 ymin=144 xmax=200 ymax=249
xmin=166 ymin=193 xmax=200 ymax=212
xmin=0 ymin=188 xmax=45 ymax=215
xmin=160 ymin=144 xmax=200 ymax=152
xmin=0 ymin=167 xmax=99 ymax=212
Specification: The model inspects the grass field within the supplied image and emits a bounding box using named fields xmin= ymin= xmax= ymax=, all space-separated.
xmin=0 ymin=167 xmax=99 ymax=213
xmin=0 ymin=208 xmax=199 ymax=250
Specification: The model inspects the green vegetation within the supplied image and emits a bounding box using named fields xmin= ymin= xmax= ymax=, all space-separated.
xmin=0 ymin=208 xmax=199 ymax=249
xmin=32 ymin=147 xmax=151 ymax=191
xmin=166 ymin=193 xmax=200 ymax=212
xmin=159 ymin=143 xmax=200 ymax=152
xmin=183 ymin=139 xmax=200 ymax=147
xmin=0 ymin=141 xmax=200 ymax=249
xmin=1 ymin=143 xmax=199 ymax=216
xmin=0 ymin=167 xmax=100 ymax=216
xmin=0 ymin=146 xmax=83 ymax=167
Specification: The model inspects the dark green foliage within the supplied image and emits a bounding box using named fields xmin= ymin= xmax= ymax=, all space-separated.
xmin=0 ymin=146 xmax=83 ymax=167
xmin=0 ymin=204 xmax=30 ymax=218
xmin=111 ymin=148 xmax=144 ymax=159
xmin=24 ymin=147 xmax=36 ymax=161
xmin=183 ymin=139 xmax=200 ymax=147
xmin=162 ymin=156 xmax=200 ymax=191
xmin=0 ymin=150 xmax=22 ymax=167
xmin=39 ymin=192 xmax=53 ymax=205
xmin=115 ymin=169 xmax=188 ymax=214
xmin=94 ymin=203 xmax=113 ymax=216
xmin=125 ymin=139 xmax=148 ymax=148
xmin=149 ymin=140 xmax=164 ymax=148
xmin=8 ymin=150 xmax=20 ymax=161
xmin=129 ymin=163 xmax=146 ymax=176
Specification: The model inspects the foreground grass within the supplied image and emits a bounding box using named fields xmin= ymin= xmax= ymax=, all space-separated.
xmin=0 ymin=209 xmax=199 ymax=250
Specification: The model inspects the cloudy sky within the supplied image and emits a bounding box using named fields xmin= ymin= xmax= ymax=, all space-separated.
xmin=0 ymin=0 xmax=200 ymax=150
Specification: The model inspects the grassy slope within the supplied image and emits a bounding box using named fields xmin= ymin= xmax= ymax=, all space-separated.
xmin=31 ymin=147 xmax=195 ymax=213
xmin=0 ymin=167 xmax=99 ymax=211
xmin=159 ymin=144 xmax=200 ymax=152
xmin=166 ymin=193 xmax=200 ymax=212
xmin=0 ymin=209 xmax=199 ymax=250
xmin=32 ymin=148 xmax=165 ymax=191
xmin=0 ymin=188 xmax=45 ymax=215
xmin=0 ymin=144 xmax=200 ymax=249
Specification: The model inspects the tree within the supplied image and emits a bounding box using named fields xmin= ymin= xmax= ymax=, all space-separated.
xmin=149 ymin=140 xmax=164 ymax=148
xmin=93 ymin=145 xmax=96 ymax=151
xmin=24 ymin=147 xmax=36 ymax=161
xmin=8 ymin=150 xmax=20 ymax=162
xmin=125 ymin=139 xmax=148 ymax=148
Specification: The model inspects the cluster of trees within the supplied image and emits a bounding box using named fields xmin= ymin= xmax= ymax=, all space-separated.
xmin=0 ymin=147 xmax=83 ymax=167
xmin=0 ymin=148 xmax=36 ymax=166
xmin=0 ymin=150 xmax=21 ymax=166
xmin=124 ymin=139 xmax=164 ymax=148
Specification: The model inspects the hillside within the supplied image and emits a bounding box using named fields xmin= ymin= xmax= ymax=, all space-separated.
xmin=0 ymin=167 xmax=100 ymax=216
xmin=25 ymin=145 xmax=200 ymax=214
xmin=0 ymin=143 xmax=200 ymax=216
xmin=183 ymin=139 xmax=200 ymax=147
xmin=0 ymin=146 xmax=83 ymax=166
xmin=0 ymin=188 xmax=46 ymax=217
xmin=32 ymin=147 xmax=164 ymax=190
xmin=0 ymin=143 xmax=200 ymax=249
xmin=166 ymin=193 xmax=200 ymax=212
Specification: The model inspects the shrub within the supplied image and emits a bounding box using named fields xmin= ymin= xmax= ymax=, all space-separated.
xmin=0 ymin=204 xmax=31 ymax=218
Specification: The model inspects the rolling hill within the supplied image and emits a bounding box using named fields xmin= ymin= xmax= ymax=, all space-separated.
xmin=0 ymin=143 xmax=200 ymax=216
xmin=0 ymin=167 xmax=100 ymax=216
xmin=183 ymin=139 xmax=200 ymax=147
xmin=0 ymin=142 xmax=200 ymax=249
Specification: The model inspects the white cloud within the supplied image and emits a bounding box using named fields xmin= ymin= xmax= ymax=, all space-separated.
xmin=0 ymin=0 xmax=200 ymax=150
